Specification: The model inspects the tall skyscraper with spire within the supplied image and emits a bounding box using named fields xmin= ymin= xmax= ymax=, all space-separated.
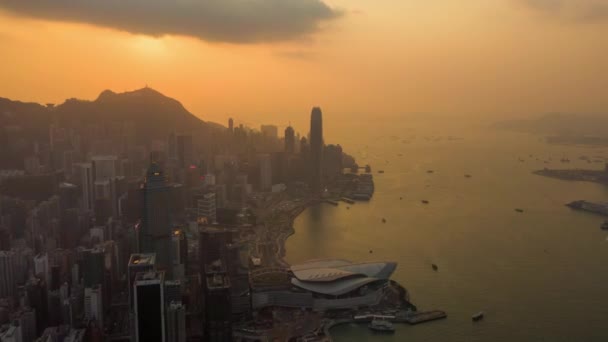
xmin=309 ymin=107 xmax=323 ymax=192
xmin=284 ymin=125 xmax=295 ymax=154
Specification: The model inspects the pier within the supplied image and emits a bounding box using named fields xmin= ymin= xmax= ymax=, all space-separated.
xmin=322 ymin=200 xmax=339 ymax=206
xmin=405 ymin=310 xmax=448 ymax=325
xmin=340 ymin=197 xmax=355 ymax=204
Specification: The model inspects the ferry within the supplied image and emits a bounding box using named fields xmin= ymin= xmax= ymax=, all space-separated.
xmin=368 ymin=319 xmax=395 ymax=333
xmin=472 ymin=311 xmax=484 ymax=322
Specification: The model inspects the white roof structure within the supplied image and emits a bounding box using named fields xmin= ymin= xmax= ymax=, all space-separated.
xmin=290 ymin=259 xmax=397 ymax=296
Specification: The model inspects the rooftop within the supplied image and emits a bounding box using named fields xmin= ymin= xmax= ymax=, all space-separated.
xmin=129 ymin=253 xmax=156 ymax=267
xmin=290 ymin=259 xmax=397 ymax=296
xmin=135 ymin=271 xmax=164 ymax=283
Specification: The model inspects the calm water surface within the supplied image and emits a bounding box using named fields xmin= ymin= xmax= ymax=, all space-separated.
xmin=286 ymin=120 xmax=608 ymax=342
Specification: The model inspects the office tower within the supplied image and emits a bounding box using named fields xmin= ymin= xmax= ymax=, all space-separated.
xmin=228 ymin=118 xmax=234 ymax=133
xmin=91 ymin=155 xmax=119 ymax=181
xmin=134 ymin=271 xmax=165 ymax=342
xmin=140 ymin=163 xmax=172 ymax=275
xmin=199 ymin=228 xmax=233 ymax=268
xmin=164 ymin=280 xmax=182 ymax=305
xmin=58 ymin=182 xmax=79 ymax=210
xmin=33 ymin=253 xmax=49 ymax=282
xmin=26 ymin=278 xmax=48 ymax=335
xmin=300 ymin=137 xmax=309 ymax=159
xmin=284 ymin=126 xmax=295 ymax=154
xmin=82 ymin=248 xmax=104 ymax=287
xmin=310 ymin=107 xmax=324 ymax=192
xmin=79 ymin=163 xmax=94 ymax=211
xmin=258 ymin=154 xmax=272 ymax=191
xmin=171 ymin=229 xmax=187 ymax=279
xmin=260 ymin=125 xmax=278 ymax=139
xmin=128 ymin=254 xmax=156 ymax=310
xmin=166 ymin=302 xmax=186 ymax=342
xmin=167 ymin=132 xmax=177 ymax=161
xmin=0 ymin=228 xmax=9 ymax=251
xmin=84 ymin=285 xmax=103 ymax=327
xmin=203 ymin=261 xmax=232 ymax=342
xmin=271 ymin=152 xmax=287 ymax=185
xmin=176 ymin=135 xmax=193 ymax=168
xmin=197 ymin=193 xmax=217 ymax=224
xmin=0 ymin=251 xmax=15 ymax=298
xmin=323 ymin=144 xmax=344 ymax=181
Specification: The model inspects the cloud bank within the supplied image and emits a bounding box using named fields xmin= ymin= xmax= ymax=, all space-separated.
xmin=0 ymin=0 xmax=342 ymax=43
xmin=518 ymin=0 xmax=608 ymax=22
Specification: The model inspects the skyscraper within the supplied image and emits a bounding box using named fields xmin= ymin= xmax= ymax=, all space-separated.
xmin=0 ymin=251 xmax=15 ymax=299
xmin=203 ymin=261 xmax=232 ymax=342
xmin=176 ymin=135 xmax=193 ymax=169
xmin=140 ymin=163 xmax=172 ymax=276
xmin=134 ymin=271 xmax=165 ymax=342
xmin=228 ymin=118 xmax=234 ymax=133
xmin=197 ymin=193 xmax=217 ymax=224
xmin=284 ymin=126 xmax=295 ymax=154
xmin=128 ymin=253 xmax=156 ymax=310
xmin=260 ymin=125 xmax=278 ymax=139
xmin=258 ymin=154 xmax=272 ymax=191
xmin=166 ymin=302 xmax=186 ymax=342
xmin=309 ymin=107 xmax=324 ymax=192
xmin=79 ymin=163 xmax=94 ymax=211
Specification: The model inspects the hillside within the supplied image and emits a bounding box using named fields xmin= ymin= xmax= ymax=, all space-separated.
xmin=0 ymin=87 xmax=223 ymax=143
xmin=0 ymin=88 xmax=224 ymax=168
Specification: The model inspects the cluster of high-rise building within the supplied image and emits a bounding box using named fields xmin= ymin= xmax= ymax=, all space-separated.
xmin=0 ymin=106 xmax=351 ymax=341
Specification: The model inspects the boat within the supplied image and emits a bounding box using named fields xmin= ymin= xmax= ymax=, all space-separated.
xmin=515 ymin=208 xmax=524 ymax=213
xmin=427 ymin=170 xmax=434 ymax=174
xmin=601 ymin=221 xmax=608 ymax=230
xmin=378 ymin=170 xmax=385 ymax=174
xmin=431 ymin=264 xmax=438 ymax=271
xmin=472 ymin=311 xmax=484 ymax=322
xmin=399 ymin=197 xmax=403 ymax=200
xmin=464 ymin=174 xmax=472 ymax=178
xmin=368 ymin=319 xmax=395 ymax=333
xmin=369 ymin=250 xmax=373 ymax=254
xmin=421 ymin=200 xmax=429 ymax=204
xmin=382 ymin=218 xmax=386 ymax=223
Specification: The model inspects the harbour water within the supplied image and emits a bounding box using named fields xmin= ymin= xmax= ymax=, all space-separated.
xmin=285 ymin=118 xmax=608 ymax=341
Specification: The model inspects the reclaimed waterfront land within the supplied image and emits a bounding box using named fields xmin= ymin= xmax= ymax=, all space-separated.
xmin=233 ymin=173 xmax=446 ymax=341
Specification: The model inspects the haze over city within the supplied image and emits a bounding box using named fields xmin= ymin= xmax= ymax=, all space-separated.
xmin=1 ymin=1 xmax=608 ymax=342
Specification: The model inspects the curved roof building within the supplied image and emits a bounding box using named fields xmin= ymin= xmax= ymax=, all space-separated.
xmin=290 ymin=259 xmax=397 ymax=297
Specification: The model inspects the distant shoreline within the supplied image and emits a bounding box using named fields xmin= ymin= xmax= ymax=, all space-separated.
xmin=533 ymin=169 xmax=608 ymax=185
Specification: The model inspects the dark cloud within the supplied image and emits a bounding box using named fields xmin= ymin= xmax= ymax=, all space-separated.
xmin=517 ymin=0 xmax=608 ymax=22
xmin=0 ymin=0 xmax=342 ymax=43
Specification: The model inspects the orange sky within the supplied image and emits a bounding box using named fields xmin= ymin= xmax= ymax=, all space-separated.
xmin=0 ymin=0 xmax=607 ymax=129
